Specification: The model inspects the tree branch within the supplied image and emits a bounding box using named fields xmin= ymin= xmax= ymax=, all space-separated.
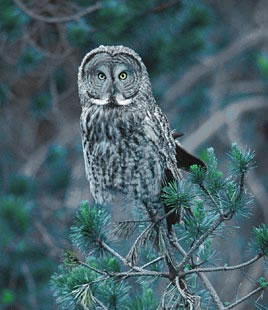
xmin=182 ymin=97 xmax=267 ymax=152
xmin=170 ymin=233 xmax=225 ymax=309
xmin=224 ymin=286 xmax=264 ymax=309
xmin=99 ymin=240 xmax=168 ymax=277
xmin=94 ymin=296 xmax=109 ymax=310
xmin=112 ymin=270 xmax=169 ymax=278
xmin=14 ymin=0 xmax=102 ymax=23
xmin=79 ymin=261 xmax=107 ymax=276
xmin=199 ymin=183 xmax=223 ymax=215
xmin=149 ymin=0 xmax=180 ymax=13
xmin=140 ymin=255 xmax=165 ymax=269
xmin=22 ymin=264 xmax=38 ymax=310
xmin=177 ymin=216 xmax=224 ymax=270
xmin=198 ymin=272 xmax=224 ymax=310
xmin=161 ymin=29 xmax=268 ymax=105
xmin=183 ymin=254 xmax=262 ymax=276
xmin=126 ymin=223 xmax=155 ymax=264
xmin=80 ymin=257 xmax=168 ymax=279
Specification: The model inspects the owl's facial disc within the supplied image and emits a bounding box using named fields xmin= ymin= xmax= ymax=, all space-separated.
xmin=84 ymin=52 xmax=141 ymax=107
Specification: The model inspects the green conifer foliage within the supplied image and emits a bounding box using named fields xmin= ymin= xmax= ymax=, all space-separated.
xmin=51 ymin=146 xmax=267 ymax=309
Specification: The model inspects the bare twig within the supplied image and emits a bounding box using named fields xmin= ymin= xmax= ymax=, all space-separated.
xmin=150 ymin=0 xmax=179 ymax=13
xmin=183 ymin=254 xmax=262 ymax=276
xmin=22 ymin=264 xmax=38 ymax=309
xmin=25 ymin=30 xmax=74 ymax=59
xmin=182 ymin=97 xmax=267 ymax=152
xmin=14 ymin=0 xmax=102 ymax=23
xmin=34 ymin=220 xmax=59 ymax=256
xmin=160 ymin=283 xmax=173 ymax=309
xmin=112 ymin=270 xmax=169 ymax=278
xmin=20 ymin=121 xmax=78 ymax=177
xmin=169 ymin=233 xmax=187 ymax=256
xmin=198 ymin=272 xmax=224 ymax=310
xmin=161 ymin=29 xmax=268 ymax=105
xmin=229 ymin=80 xmax=267 ymax=95
xmin=98 ymin=239 xmax=129 ymax=265
xmin=175 ymin=277 xmax=195 ymax=310
xmin=141 ymin=255 xmax=164 ymax=269
xmin=224 ymin=286 xmax=264 ymax=309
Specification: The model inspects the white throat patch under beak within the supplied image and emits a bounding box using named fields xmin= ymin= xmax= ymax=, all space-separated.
xmin=91 ymin=94 xmax=132 ymax=106
xmin=114 ymin=94 xmax=132 ymax=106
xmin=91 ymin=97 xmax=109 ymax=105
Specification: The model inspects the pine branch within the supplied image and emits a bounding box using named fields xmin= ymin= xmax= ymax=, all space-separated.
xmin=142 ymin=200 xmax=180 ymax=275
xmin=170 ymin=233 xmax=225 ymax=309
xmin=98 ymin=239 xmax=167 ymax=277
xmin=175 ymin=276 xmax=198 ymax=310
xmin=112 ymin=219 xmax=151 ymax=238
xmin=51 ymin=146 xmax=266 ymax=309
xmin=89 ymin=277 xmax=110 ymax=285
xmin=140 ymin=255 xmax=165 ymax=269
xmin=159 ymin=225 xmax=179 ymax=276
xmin=94 ymin=296 xmax=109 ymax=310
xmin=111 ymin=270 xmax=169 ymax=278
xmin=198 ymin=272 xmax=225 ymax=310
xmin=199 ymin=183 xmax=223 ymax=216
xmin=78 ymin=261 xmax=107 ymax=276
xmin=183 ymin=254 xmax=263 ymax=275
xmin=126 ymin=223 xmax=155 ymax=264
xmin=169 ymin=233 xmax=187 ymax=256
xmin=177 ymin=215 xmax=224 ymax=271
xmin=160 ymin=282 xmax=173 ymax=309
xmin=82 ymin=259 xmax=168 ymax=281
xmin=98 ymin=239 xmax=129 ymax=265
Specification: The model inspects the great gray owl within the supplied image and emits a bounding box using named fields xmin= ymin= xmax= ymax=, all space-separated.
xmin=78 ymin=45 xmax=204 ymax=232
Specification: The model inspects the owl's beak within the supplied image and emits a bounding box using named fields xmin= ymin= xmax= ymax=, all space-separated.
xmin=110 ymin=84 xmax=116 ymax=96
xmin=108 ymin=95 xmax=117 ymax=106
xmin=106 ymin=85 xmax=132 ymax=106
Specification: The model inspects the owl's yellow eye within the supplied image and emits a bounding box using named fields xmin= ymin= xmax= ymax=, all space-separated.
xmin=119 ymin=71 xmax=127 ymax=80
xmin=98 ymin=72 xmax=106 ymax=80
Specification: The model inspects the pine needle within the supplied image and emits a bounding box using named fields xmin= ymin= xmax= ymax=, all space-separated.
xmin=111 ymin=219 xmax=151 ymax=239
xmin=126 ymin=223 xmax=155 ymax=265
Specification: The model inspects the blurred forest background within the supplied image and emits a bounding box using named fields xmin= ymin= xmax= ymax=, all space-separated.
xmin=0 ymin=0 xmax=267 ymax=309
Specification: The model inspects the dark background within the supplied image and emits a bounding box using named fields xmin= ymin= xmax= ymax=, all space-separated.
xmin=0 ymin=0 xmax=267 ymax=309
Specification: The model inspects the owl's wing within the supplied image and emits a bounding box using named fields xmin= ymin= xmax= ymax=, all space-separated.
xmin=147 ymin=106 xmax=206 ymax=233
xmin=147 ymin=105 xmax=205 ymax=174
xmin=146 ymin=105 xmax=179 ymax=172
xmin=172 ymin=132 xmax=206 ymax=171
xmin=80 ymin=110 xmax=91 ymax=183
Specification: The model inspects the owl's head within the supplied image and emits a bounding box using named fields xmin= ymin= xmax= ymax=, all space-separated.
xmin=78 ymin=45 xmax=153 ymax=108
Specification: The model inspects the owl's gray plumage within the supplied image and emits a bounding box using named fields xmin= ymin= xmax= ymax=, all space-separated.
xmin=78 ymin=45 xmax=203 ymax=230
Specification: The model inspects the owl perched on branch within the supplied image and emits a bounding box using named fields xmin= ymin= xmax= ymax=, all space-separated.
xmin=78 ymin=45 xmax=204 ymax=232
